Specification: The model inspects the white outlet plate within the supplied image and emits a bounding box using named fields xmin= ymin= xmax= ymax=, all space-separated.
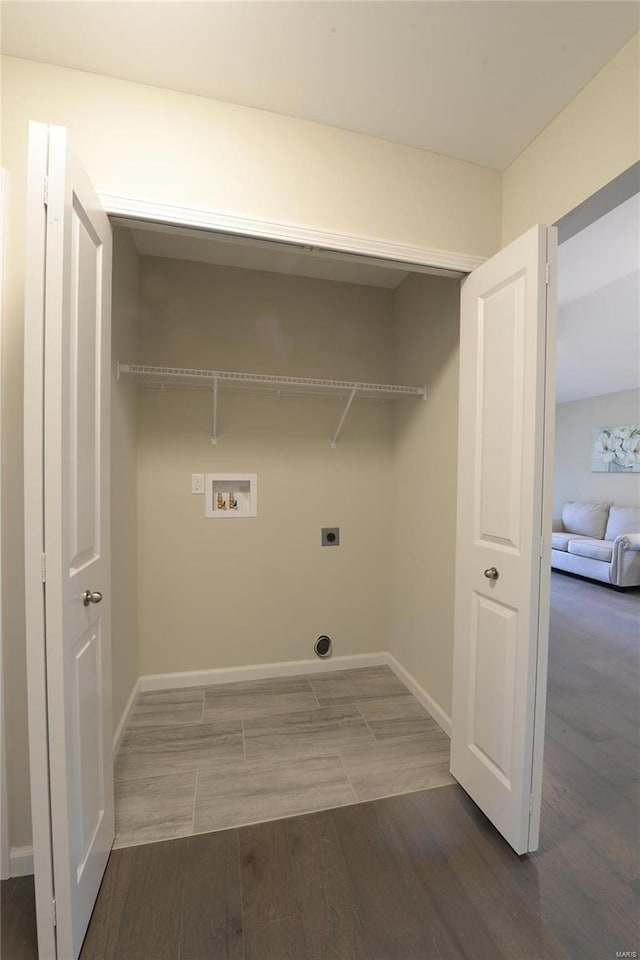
xmin=191 ymin=473 xmax=205 ymax=495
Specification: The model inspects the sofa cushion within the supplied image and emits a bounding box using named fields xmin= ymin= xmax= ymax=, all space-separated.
xmin=561 ymin=501 xmax=611 ymax=539
xmin=567 ymin=538 xmax=613 ymax=563
xmin=604 ymin=505 xmax=640 ymax=541
xmin=551 ymin=532 xmax=590 ymax=552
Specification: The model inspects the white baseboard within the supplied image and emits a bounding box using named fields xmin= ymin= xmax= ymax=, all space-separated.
xmin=136 ymin=652 xmax=451 ymax=737
xmin=10 ymin=845 xmax=34 ymax=877
xmin=113 ymin=678 xmax=140 ymax=754
xmin=386 ymin=653 xmax=451 ymax=737
xmin=138 ymin=652 xmax=388 ymax=692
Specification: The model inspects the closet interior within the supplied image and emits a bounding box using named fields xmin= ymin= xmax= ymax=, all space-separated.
xmin=110 ymin=221 xmax=463 ymax=844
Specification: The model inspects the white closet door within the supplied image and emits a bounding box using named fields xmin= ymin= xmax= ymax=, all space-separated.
xmin=451 ymin=224 xmax=556 ymax=855
xmin=26 ymin=122 xmax=114 ymax=959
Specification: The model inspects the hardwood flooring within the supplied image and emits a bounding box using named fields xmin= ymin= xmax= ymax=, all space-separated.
xmin=1 ymin=875 xmax=38 ymax=960
xmin=3 ymin=573 xmax=638 ymax=960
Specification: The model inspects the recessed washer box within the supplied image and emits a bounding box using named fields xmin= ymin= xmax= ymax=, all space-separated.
xmin=205 ymin=473 xmax=257 ymax=518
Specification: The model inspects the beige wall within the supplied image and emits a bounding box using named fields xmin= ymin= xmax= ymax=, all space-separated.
xmin=111 ymin=228 xmax=140 ymax=727
xmin=135 ymin=258 xmax=395 ymax=675
xmin=1 ymin=56 xmax=503 ymax=257
xmin=502 ymin=32 xmax=640 ymax=243
xmin=0 ymin=52 xmax=499 ymax=852
xmin=1 ymin=31 xmax=636 ymax=853
xmin=554 ymin=389 xmax=640 ymax=517
xmin=391 ymin=273 xmax=460 ymax=718
xmin=135 ymin=259 xmax=463 ymax=720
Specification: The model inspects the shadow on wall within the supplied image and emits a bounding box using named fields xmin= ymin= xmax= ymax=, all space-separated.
xmin=391 ymin=273 xmax=461 ymax=718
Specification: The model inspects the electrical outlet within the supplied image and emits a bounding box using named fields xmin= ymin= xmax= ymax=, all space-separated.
xmin=321 ymin=527 xmax=340 ymax=546
xmin=191 ymin=473 xmax=205 ymax=495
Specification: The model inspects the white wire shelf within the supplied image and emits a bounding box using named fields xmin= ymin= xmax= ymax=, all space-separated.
xmin=117 ymin=363 xmax=426 ymax=446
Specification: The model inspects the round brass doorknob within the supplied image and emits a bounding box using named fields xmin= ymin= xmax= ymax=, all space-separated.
xmin=484 ymin=567 xmax=499 ymax=580
xmin=83 ymin=590 xmax=103 ymax=606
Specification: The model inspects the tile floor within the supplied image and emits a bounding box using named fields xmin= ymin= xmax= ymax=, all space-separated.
xmin=114 ymin=666 xmax=453 ymax=847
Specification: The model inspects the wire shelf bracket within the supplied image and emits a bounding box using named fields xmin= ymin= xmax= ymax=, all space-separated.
xmin=211 ymin=378 xmax=218 ymax=445
xmin=331 ymin=387 xmax=357 ymax=448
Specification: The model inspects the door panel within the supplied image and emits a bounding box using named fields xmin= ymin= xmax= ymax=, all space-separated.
xmin=69 ymin=196 xmax=103 ymax=572
xmin=32 ymin=123 xmax=113 ymax=960
xmin=72 ymin=623 xmax=104 ymax=876
xmin=469 ymin=593 xmax=517 ymax=783
xmin=451 ymin=224 xmax=555 ymax=856
xmin=476 ymin=276 xmax=525 ymax=549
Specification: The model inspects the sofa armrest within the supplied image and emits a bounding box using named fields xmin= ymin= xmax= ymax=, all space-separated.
xmin=611 ymin=534 xmax=640 ymax=586
xmin=552 ymin=518 xmax=564 ymax=532
xmin=617 ymin=533 xmax=640 ymax=552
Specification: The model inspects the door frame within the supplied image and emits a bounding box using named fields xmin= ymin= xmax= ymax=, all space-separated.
xmin=100 ymin=190 xmax=555 ymax=852
xmin=24 ymin=124 xmax=58 ymax=958
xmin=24 ymin=174 xmax=554 ymax=954
xmin=527 ymin=229 xmax=557 ymax=847
xmin=98 ymin=191 xmax=486 ymax=277
xmin=0 ymin=168 xmax=8 ymax=883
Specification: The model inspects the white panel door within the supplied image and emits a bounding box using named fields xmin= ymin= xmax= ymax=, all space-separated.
xmin=38 ymin=123 xmax=113 ymax=959
xmin=451 ymin=224 xmax=556 ymax=856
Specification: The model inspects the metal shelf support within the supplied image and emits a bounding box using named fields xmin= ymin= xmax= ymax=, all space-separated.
xmin=331 ymin=387 xmax=357 ymax=448
xmin=211 ymin=378 xmax=218 ymax=445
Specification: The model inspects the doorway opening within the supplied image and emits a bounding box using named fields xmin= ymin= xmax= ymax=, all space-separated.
xmin=540 ymin=174 xmax=640 ymax=908
xmin=107 ymin=214 xmax=463 ymax=847
xmin=552 ymin=188 xmax=640 ymax=585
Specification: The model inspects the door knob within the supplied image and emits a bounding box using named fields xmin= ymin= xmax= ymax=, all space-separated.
xmin=484 ymin=567 xmax=499 ymax=580
xmin=83 ymin=590 xmax=103 ymax=606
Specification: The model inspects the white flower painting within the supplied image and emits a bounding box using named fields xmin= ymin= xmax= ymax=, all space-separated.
xmin=591 ymin=425 xmax=640 ymax=472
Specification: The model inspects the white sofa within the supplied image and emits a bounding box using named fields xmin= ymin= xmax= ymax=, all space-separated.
xmin=551 ymin=501 xmax=640 ymax=588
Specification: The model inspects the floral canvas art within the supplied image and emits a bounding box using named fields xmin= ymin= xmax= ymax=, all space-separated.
xmin=591 ymin=425 xmax=640 ymax=472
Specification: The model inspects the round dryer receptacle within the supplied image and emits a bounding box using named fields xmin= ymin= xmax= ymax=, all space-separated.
xmin=314 ymin=635 xmax=332 ymax=658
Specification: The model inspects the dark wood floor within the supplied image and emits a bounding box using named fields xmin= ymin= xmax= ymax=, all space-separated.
xmin=3 ymin=573 xmax=639 ymax=960
xmin=1 ymin=874 xmax=38 ymax=960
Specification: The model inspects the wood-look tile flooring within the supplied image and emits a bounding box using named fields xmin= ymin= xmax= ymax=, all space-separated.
xmin=113 ymin=666 xmax=453 ymax=847
xmin=3 ymin=574 xmax=638 ymax=960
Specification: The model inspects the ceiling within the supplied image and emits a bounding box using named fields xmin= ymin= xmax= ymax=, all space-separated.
xmin=556 ymin=194 xmax=640 ymax=404
xmin=2 ymin=1 xmax=638 ymax=170
xmin=123 ymin=220 xmax=410 ymax=288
